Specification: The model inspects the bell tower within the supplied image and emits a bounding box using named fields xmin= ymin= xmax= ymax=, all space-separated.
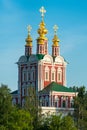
xmin=52 ymin=25 xmax=60 ymax=57
xmin=37 ymin=7 xmax=48 ymax=55
xmin=25 ymin=25 xmax=33 ymax=56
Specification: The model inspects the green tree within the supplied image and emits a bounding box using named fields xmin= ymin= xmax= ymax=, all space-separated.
xmin=24 ymin=86 xmax=41 ymax=130
xmin=0 ymin=84 xmax=33 ymax=130
xmin=49 ymin=114 xmax=62 ymax=130
xmin=0 ymin=84 xmax=12 ymax=127
xmin=8 ymin=108 xmax=33 ymax=130
xmin=74 ymin=86 xmax=87 ymax=130
xmin=61 ymin=116 xmax=77 ymax=130
xmin=37 ymin=114 xmax=77 ymax=130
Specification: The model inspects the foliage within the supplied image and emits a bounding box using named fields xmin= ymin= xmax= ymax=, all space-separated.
xmin=61 ymin=116 xmax=77 ymax=130
xmin=0 ymin=84 xmax=12 ymax=127
xmin=0 ymin=84 xmax=33 ymax=130
xmin=49 ymin=114 xmax=62 ymax=130
xmin=0 ymin=84 xmax=80 ymax=130
xmin=24 ymin=86 xmax=42 ymax=130
xmin=73 ymin=86 xmax=87 ymax=130
xmin=8 ymin=108 xmax=33 ymax=130
xmin=36 ymin=113 xmax=77 ymax=130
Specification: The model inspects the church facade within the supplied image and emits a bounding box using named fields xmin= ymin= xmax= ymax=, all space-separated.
xmin=12 ymin=7 xmax=76 ymax=115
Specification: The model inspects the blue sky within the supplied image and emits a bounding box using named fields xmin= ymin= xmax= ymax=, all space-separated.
xmin=0 ymin=0 xmax=87 ymax=91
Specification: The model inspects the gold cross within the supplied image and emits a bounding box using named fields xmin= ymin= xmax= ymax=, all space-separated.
xmin=27 ymin=25 xmax=32 ymax=35
xmin=39 ymin=6 xmax=46 ymax=20
xmin=53 ymin=25 xmax=58 ymax=35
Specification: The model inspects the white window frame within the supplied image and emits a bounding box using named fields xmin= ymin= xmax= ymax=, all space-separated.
xmin=57 ymin=68 xmax=62 ymax=82
xmin=51 ymin=67 xmax=55 ymax=81
xmin=45 ymin=71 xmax=49 ymax=81
xmin=51 ymin=72 xmax=55 ymax=81
xmin=45 ymin=66 xmax=49 ymax=81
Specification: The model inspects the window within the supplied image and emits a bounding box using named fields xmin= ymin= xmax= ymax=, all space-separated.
xmin=45 ymin=71 xmax=49 ymax=81
xmin=51 ymin=67 xmax=55 ymax=81
xmin=63 ymin=100 xmax=66 ymax=108
xmin=45 ymin=66 xmax=49 ymax=81
xmin=23 ymin=72 xmax=26 ymax=82
xmin=40 ymin=46 xmax=42 ymax=53
xmin=52 ymin=73 xmax=54 ymax=80
xmin=51 ymin=72 xmax=55 ymax=81
xmin=28 ymin=72 xmax=30 ymax=80
xmin=57 ymin=68 xmax=62 ymax=82
xmin=58 ymin=72 xmax=61 ymax=81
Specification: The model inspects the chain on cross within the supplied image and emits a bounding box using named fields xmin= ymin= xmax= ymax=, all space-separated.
xmin=27 ymin=25 xmax=32 ymax=35
xmin=53 ymin=25 xmax=58 ymax=35
xmin=39 ymin=6 xmax=46 ymax=20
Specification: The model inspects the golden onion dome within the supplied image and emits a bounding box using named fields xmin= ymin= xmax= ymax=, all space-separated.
xmin=37 ymin=21 xmax=48 ymax=35
xmin=25 ymin=25 xmax=33 ymax=47
xmin=52 ymin=25 xmax=60 ymax=46
xmin=37 ymin=21 xmax=48 ymax=44
xmin=52 ymin=35 xmax=60 ymax=47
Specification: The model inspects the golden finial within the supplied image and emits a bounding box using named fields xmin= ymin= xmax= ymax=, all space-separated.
xmin=39 ymin=6 xmax=46 ymax=21
xmin=26 ymin=25 xmax=32 ymax=46
xmin=52 ymin=25 xmax=60 ymax=46
xmin=27 ymin=25 xmax=32 ymax=35
xmin=53 ymin=25 xmax=58 ymax=35
xmin=37 ymin=7 xmax=48 ymax=44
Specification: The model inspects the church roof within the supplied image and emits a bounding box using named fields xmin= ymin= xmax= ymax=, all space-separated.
xmin=40 ymin=82 xmax=75 ymax=93
xmin=11 ymin=90 xmax=18 ymax=95
xmin=36 ymin=54 xmax=45 ymax=60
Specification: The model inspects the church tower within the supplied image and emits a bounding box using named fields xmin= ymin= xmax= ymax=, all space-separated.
xmin=12 ymin=6 xmax=76 ymax=115
xmin=52 ymin=25 xmax=60 ymax=57
xmin=25 ymin=25 xmax=33 ymax=56
xmin=37 ymin=7 xmax=48 ymax=54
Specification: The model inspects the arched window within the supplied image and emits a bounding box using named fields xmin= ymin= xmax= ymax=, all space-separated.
xmin=31 ymin=67 xmax=35 ymax=81
xmin=51 ymin=67 xmax=55 ymax=81
xmin=57 ymin=68 xmax=62 ymax=82
xmin=22 ymin=68 xmax=27 ymax=82
xmin=52 ymin=72 xmax=55 ymax=81
xmin=45 ymin=66 xmax=49 ymax=81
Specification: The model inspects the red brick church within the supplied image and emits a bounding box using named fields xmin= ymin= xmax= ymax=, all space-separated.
xmin=12 ymin=7 xmax=76 ymax=115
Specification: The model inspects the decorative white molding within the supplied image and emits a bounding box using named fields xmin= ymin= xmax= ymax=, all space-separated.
xmin=43 ymin=54 xmax=53 ymax=63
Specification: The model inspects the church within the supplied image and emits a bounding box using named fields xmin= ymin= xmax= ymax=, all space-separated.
xmin=12 ymin=7 xmax=76 ymax=115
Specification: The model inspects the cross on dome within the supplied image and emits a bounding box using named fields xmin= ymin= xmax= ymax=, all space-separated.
xmin=53 ymin=25 xmax=58 ymax=35
xmin=27 ymin=25 xmax=32 ymax=35
xmin=39 ymin=6 xmax=46 ymax=20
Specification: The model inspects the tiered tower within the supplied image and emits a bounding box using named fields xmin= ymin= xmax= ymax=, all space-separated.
xmin=25 ymin=25 xmax=33 ymax=56
xmin=52 ymin=25 xmax=60 ymax=57
xmin=12 ymin=6 xmax=77 ymax=112
xmin=37 ymin=7 xmax=48 ymax=54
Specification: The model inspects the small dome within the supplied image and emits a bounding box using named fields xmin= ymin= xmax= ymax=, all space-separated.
xmin=18 ymin=55 xmax=27 ymax=63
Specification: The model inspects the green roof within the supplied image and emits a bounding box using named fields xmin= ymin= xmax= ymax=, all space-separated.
xmin=41 ymin=82 xmax=75 ymax=93
xmin=11 ymin=90 xmax=18 ymax=95
xmin=36 ymin=54 xmax=45 ymax=60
